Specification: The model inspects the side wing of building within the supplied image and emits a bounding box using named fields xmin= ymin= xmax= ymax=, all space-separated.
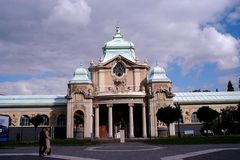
xmin=0 ymin=95 xmax=67 ymax=140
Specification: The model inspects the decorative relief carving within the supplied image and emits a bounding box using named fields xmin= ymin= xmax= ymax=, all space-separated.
xmin=110 ymin=76 xmax=128 ymax=93
xmin=74 ymin=94 xmax=84 ymax=102
xmin=94 ymin=87 xmax=99 ymax=94
xmin=153 ymin=88 xmax=174 ymax=98
xmin=73 ymin=104 xmax=86 ymax=112
xmin=12 ymin=114 xmax=18 ymax=126
xmin=71 ymin=87 xmax=93 ymax=99
xmin=88 ymin=89 xmax=92 ymax=96
xmin=184 ymin=111 xmax=191 ymax=123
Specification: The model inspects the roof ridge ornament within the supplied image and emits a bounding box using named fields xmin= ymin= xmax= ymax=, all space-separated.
xmin=113 ymin=25 xmax=123 ymax=39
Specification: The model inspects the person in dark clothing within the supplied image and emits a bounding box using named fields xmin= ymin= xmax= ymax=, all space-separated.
xmin=39 ymin=128 xmax=47 ymax=157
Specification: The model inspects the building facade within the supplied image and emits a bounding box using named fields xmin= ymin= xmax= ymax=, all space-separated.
xmin=0 ymin=26 xmax=240 ymax=140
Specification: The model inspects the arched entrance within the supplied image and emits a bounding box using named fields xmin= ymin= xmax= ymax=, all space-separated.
xmin=74 ymin=110 xmax=84 ymax=139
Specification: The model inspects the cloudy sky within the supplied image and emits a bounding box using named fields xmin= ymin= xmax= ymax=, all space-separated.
xmin=0 ymin=0 xmax=239 ymax=95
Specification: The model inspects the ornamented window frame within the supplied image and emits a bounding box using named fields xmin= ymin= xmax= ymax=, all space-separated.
xmin=112 ymin=61 xmax=126 ymax=78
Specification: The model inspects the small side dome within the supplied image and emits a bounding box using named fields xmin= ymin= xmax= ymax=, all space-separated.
xmin=153 ymin=66 xmax=166 ymax=74
xmin=69 ymin=65 xmax=92 ymax=84
xmin=148 ymin=65 xmax=171 ymax=83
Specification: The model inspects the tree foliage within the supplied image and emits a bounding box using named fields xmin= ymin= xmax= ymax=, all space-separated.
xmin=221 ymin=104 xmax=240 ymax=134
xmin=196 ymin=106 xmax=219 ymax=135
xmin=30 ymin=114 xmax=43 ymax=131
xmin=156 ymin=105 xmax=182 ymax=136
xmin=196 ymin=106 xmax=219 ymax=123
xmin=227 ymin=80 xmax=234 ymax=91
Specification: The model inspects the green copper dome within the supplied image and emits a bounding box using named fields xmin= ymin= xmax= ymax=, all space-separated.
xmin=101 ymin=26 xmax=136 ymax=63
xmin=69 ymin=65 xmax=92 ymax=84
xmin=148 ymin=64 xmax=171 ymax=83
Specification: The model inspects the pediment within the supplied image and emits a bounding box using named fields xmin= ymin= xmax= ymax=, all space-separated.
xmin=101 ymin=55 xmax=138 ymax=68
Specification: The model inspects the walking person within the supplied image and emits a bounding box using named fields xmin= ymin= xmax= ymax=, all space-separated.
xmin=39 ymin=128 xmax=47 ymax=157
xmin=45 ymin=127 xmax=52 ymax=155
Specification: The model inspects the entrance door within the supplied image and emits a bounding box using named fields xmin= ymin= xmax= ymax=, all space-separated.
xmin=134 ymin=105 xmax=143 ymax=137
xmin=74 ymin=110 xmax=84 ymax=139
xmin=99 ymin=105 xmax=108 ymax=138
xmin=113 ymin=104 xmax=129 ymax=138
xmin=99 ymin=125 xmax=108 ymax=138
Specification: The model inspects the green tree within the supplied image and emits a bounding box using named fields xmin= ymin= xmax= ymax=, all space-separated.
xmin=221 ymin=107 xmax=236 ymax=133
xmin=227 ymin=81 xmax=234 ymax=91
xmin=196 ymin=106 xmax=219 ymax=136
xmin=221 ymin=104 xmax=240 ymax=134
xmin=30 ymin=114 xmax=43 ymax=139
xmin=156 ymin=105 xmax=181 ymax=137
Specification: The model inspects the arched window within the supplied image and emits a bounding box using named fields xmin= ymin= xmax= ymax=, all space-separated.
xmin=191 ymin=112 xmax=200 ymax=123
xmin=57 ymin=114 xmax=66 ymax=126
xmin=20 ymin=115 xmax=30 ymax=126
xmin=41 ymin=115 xmax=49 ymax=126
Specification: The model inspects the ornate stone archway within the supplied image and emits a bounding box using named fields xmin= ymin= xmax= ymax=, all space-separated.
xmin=74 ymin=110 xmax=84 ymax=139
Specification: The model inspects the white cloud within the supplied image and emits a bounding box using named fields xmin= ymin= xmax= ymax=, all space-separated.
xmin=180 ymin=26 xmax=240 ymax=74
xmin=44 ymin=0 xmax=91 ymax=27
xmin=119 ymin=0 xmax=240 ymax=74
xmin=0 ymin=0 xmax=240 ymax=94
xmin=0 ymin=77 xmax=67 ymax=95
xmin=227 ymin=6 xmax=240 ymax=24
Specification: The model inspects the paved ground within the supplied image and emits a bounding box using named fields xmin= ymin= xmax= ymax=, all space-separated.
xmin=0 ymin=142 xmax=240 ymax=160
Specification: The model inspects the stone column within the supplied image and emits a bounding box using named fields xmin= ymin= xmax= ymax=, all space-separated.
xmin=142 ymin=104 xmax=147 ymax=138
xmin=66 ymin=102 xmax=73 ymax=138
xmin=95 ymin=105 xmax=99 ymax=138
xmin=129 ymin=103 xmax=134 ymax=138
xmin=107 ymin=104 xmax=113 ymax=138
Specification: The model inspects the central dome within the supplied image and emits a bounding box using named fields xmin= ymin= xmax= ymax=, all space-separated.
xmin=101 ymin=26 xmax=136 ymax=63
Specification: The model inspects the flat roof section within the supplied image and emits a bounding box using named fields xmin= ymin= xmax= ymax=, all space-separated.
xmin=174 ymin=91 xmax=240 ymax=104
xmin=0 ymin=95 xmax=67 ymax=107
